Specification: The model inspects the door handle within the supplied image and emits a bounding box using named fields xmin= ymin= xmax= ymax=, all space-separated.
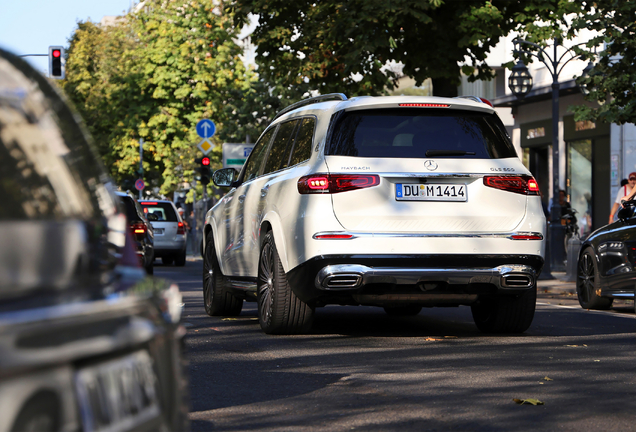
xmin=238 ymin=195 xmax=246 ymax=203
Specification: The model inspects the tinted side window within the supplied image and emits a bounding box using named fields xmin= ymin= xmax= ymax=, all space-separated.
xmin=263 ymin=120 xmax=298 ymax=175
xmin=243 ymin=128 xmax=275 ymax=182
xmin=327 ymin=109 xmax=516 ymax=159
xmin=121 ymin=197 xmax=141 ymax=222
xmin=289 ymin=117 xmax=315 ymax=166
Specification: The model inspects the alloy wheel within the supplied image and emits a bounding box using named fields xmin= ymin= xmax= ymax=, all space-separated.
xmin=258 ymin=242 xmax=275 ymax=324
xmin=577 ymin=252 xmax=595 ymax=304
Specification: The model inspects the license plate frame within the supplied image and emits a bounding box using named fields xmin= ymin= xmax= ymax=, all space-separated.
xmin=74 ymin=350 xmax=160 ymax=432
xmin=395 ymin=183 xmax=467 ymax=202
xmin=153 ymin=228 xmax=164 ymax=235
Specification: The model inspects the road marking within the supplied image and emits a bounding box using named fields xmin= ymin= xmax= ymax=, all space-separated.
xmin=537 ymin=302 xmax=636 ymax=319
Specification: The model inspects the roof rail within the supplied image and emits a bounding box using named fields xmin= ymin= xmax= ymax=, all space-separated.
xmin=273 ymin=93 xmax=348 ymax=120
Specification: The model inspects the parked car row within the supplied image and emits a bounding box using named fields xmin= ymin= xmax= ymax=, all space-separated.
xmin=115 ymin=193 xmax=188 ymax=274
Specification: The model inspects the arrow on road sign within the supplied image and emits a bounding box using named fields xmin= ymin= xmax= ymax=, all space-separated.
xmin=196 ymin=119 xmax=216 ymax=139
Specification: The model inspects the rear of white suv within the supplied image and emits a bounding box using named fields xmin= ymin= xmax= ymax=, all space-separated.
xmin=203 ymin=94 xmax=546 ymax=335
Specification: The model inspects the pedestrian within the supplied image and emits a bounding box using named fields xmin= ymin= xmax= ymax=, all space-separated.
xmin=609 ymin=173 xmax=636 ymax=223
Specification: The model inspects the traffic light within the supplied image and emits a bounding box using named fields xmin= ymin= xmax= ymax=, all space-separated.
xmin=48 ymin=46 xmax=64 ymax=79
xmin=195 ymin=156 xmax=211 ymax=185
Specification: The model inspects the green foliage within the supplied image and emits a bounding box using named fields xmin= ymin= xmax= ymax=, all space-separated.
xmin=63 ymin=0 xmax=270 ymax=198
xmin=229 ymin=0 xmax=566 ymax=97
xmin=569 ymin=1 xmax=636 ymax=124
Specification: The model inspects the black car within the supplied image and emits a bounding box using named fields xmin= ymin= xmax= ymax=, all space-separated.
xmin=577 ymin=200 xmax=636 ymax=312
xmin=117 ymin=191 xmax=156 ymax=274
xmin=0 ymin=48 xmax=189 ymax=432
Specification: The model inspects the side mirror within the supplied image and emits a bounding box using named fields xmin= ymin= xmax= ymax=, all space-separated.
xmin=213 ymin=168 xmax=238 ymax=187
xmin=146 ymin=213 xmax=158 ymax=221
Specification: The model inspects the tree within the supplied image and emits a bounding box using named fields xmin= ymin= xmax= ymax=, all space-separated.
xmin=63 ymin=0 xmax=271 ymax=197
xmin=570 ymin=1 xmax=636 ymax=125
xmin=229 ymin=0 xmax=570 ymax=98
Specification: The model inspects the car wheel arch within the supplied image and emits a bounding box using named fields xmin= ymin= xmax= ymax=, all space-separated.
xmin=259 ymin=214 xmax=290 ymax=273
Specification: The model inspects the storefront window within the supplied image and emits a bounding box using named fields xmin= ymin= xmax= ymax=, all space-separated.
xmin=567 ymin=140 xmax=593 ymax=238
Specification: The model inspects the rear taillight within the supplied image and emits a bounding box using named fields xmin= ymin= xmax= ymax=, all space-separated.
xmin=483 ymin=175 xmax=540 ymax=195
xmin=177 ymin=221 xmax=186 ymax=235
xmin=131 ymin=222 xmax=147 ymax=235
xmin=298 ymin=174 xmax=380 ymax=194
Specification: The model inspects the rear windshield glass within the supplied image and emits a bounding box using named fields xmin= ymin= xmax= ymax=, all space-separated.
xmin=140 ymin=202 xmax=178 ymax=222
xmin=327 ymin=108 xmax=517 ymax=159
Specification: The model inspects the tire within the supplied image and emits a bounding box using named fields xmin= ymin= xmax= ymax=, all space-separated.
xmin=162 ymin=256 xmax=174 ymax=266
xmin=384 ymin=305 xmax=422 ymax=316
xmin=175 ymin=250 xmax=186 ymax=267
xmin=257 ymin=231 xmax=314 ymax=334
xmin=145 ymin=253 xmax=154 ymax=275
xmin=577 ymin=248 xmax=613 ymax=310
xmin=471 ymin=287 xmax=536 ymax=333
xmin=203 ymin=232 xmax=242 ymax=316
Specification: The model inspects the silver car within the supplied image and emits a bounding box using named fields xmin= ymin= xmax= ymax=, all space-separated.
xmin=140 ymin=200 xmax=187 ymax=266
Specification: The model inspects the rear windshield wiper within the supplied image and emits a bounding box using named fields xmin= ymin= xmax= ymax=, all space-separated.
xmin=425 ymin=150 xmax=476 ymax=157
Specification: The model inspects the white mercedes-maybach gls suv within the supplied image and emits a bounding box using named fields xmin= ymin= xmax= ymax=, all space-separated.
xmin=203 ymin=94 xmax=546 ymax=334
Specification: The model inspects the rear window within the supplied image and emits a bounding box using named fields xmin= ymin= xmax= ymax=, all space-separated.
xmin=140 ymin=202 xmax=178 ymax=222
xmin=327 ymin=108 xmax=517 ymax=159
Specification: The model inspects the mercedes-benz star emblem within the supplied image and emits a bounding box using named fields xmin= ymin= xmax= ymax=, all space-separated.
xmin=424 ymin=160 xmax=438 ymax=171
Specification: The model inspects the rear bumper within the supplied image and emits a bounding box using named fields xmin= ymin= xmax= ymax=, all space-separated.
xmin=286 ymin=254 xmax=543 ymax=306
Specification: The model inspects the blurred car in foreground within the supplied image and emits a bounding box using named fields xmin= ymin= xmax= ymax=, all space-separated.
xmin=118 ymin=191 xmax=155 ymax=274
xmin=0 ymin=48 xmax=189 ymax=432
xmin=140 ymin=200 xmax=187 ymax=266
xmin=577 ymin=200 xmax=636 ymax=313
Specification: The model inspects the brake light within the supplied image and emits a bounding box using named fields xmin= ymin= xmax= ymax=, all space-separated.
xmin=298 ymin=174 xmax=380 ymax=194
xmin=142 ymin=202 xmax=158 ymax=205
xmin=483 ymin=175 xmax=540 ymax=195
xmin=399 ymin=103 xmax=450 ymax=108
xmin=131 ymin=222 xmax=147 ymax=235
xmin=177 ymin=221 xmax=186 ymax=235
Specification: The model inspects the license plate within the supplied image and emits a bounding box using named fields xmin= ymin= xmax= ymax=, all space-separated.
xmin=154 ymin=228 xmax=164 ymax=235
xmin=396 ymin=183 xmax=467 ymax=201
xmin=74 ymin=351 xmax=160 ymax=432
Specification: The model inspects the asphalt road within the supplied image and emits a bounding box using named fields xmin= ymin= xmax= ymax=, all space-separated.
xmin=155 ymin=259 xmax=636 ymax=431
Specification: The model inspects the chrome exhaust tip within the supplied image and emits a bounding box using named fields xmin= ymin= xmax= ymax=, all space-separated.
xmin=501 ymin=273 xmax=534 ymax=288
xmin=324 ymin=274 xmax=362 ymax=289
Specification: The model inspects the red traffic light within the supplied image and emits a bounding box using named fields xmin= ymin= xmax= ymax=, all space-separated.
xmin=201 ymin=156 xmax=210 ymax=166
xmin=52 ymin=49 xmax=61 ymax=58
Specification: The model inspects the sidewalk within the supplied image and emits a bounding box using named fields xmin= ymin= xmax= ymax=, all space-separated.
xmin=537 ymin=271 xmax=576 ymax=295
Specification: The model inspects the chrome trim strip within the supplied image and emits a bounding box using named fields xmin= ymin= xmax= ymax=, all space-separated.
xmin=313 ymin=231 xmax=543 ymax=240
xmin=0 ymin=296 xmax=140 ymax=328
xmin=315 ymin=264 xmax=537 ymax=290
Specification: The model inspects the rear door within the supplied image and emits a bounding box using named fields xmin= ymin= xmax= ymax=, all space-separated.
xmin=140 ymin=201 xmax=180 ymax=248
xmin=325 ymin=107 xmax=531 ymax=233
xmin=238 ymin=119 xmax=300 ymax=276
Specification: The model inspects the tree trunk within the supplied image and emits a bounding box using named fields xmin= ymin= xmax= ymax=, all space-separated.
xmin=431 ymin=77 xmax=458 ymax=97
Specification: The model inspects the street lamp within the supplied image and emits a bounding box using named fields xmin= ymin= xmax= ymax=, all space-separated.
xmin=508 ymin=38 xmax=591 ymax=273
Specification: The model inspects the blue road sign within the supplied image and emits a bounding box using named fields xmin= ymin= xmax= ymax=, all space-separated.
xmin=196 ymin=119 xmax=216 ymax=139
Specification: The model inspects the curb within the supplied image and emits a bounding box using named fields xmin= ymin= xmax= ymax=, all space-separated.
xmin=537 ymin=272 xmax=576 ymax=295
